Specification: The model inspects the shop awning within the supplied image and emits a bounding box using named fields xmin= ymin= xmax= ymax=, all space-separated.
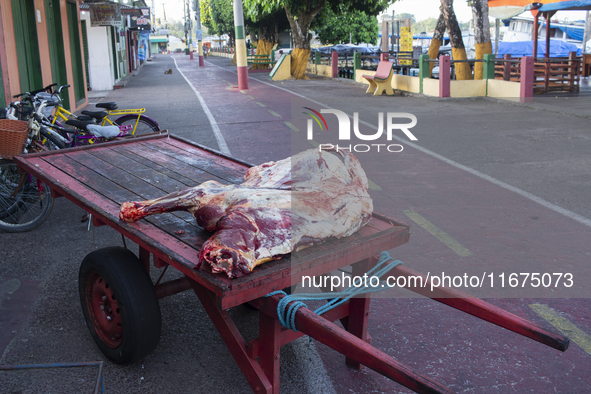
xmin=488 ymin=0 xmax=591 ymax=19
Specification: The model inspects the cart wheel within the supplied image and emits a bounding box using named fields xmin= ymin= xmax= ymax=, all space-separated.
xmin=79 ymin=246 xmax=161 ymax=364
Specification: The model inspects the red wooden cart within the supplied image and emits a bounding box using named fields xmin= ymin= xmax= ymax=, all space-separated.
xmin=13 ymin=134 xmax=569 ymax=394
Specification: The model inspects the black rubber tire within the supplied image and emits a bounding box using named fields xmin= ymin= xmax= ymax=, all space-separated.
xmin=40 ymin=126 xmax=66 ymax=150
xmin=79 ymin=246 xmax=161 ymax=364
xmin=114 ymin=114 xmax=160 ymax=137
xmin=0 ymin=160 xmax=54 ymax=232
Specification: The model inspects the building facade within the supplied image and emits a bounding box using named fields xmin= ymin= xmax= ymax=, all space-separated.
xmin=0 ymin=0 xmax=87 ymax=110
xmin=1 ymin=0 xmax=150 ymax=109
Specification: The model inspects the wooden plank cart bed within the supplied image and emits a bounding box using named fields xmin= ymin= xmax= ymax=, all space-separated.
xmin=14 ymin=134 xmax=569 ymax=394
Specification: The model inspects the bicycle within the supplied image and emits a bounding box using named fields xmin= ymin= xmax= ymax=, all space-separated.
xmin=48 ymin=84 xmax=160 ymax=137
xmin=0 ymin=88 xmax=144 ymax=232
xmin=0 ymin=117 xmax=57 ymax=232
xmin=31 ymin=98 xmax=133 ymax=149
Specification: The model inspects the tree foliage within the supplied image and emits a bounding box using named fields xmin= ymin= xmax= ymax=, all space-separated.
xmin=244 ymin=2 xmax=290 ymax=43
xmin=242 ymin=0 xmax=393 ymax=79
xmin=244 ymin=0 xmax=392 ymax=47
xmin=200 ymin=0 xmax=234 ymax=37
xmin=200 ymin=0 xmax=213 ymax=31
xmin=413 ymin=17 xmax=439 ymax=35
xmin=166 ymin=21 xmax=186 ymax=40
xmin=395 ymin=13 xmax=416 ymax=23
xmin=312 ymin=7 xmax=379 ymax=45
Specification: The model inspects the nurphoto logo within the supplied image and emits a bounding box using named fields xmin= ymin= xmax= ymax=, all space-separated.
xmin=304 ymin=108 xmax=417 ymax=153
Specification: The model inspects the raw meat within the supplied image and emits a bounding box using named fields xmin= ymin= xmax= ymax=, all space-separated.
xmin=119 ymin=148 xmax=373 ymax=278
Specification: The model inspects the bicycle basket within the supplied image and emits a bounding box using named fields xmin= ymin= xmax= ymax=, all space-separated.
xmin=0 ymin=119 xmax=29 ymax=159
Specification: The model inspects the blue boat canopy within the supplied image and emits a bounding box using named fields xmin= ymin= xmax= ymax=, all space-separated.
xmin=539 ymin=0 xmax=591 ymax=11
xmin=495 ymin=39 xmax=582 ymax=57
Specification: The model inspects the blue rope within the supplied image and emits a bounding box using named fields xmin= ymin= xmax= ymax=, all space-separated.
xmin=266 ymin=251 xmax=403 ymax=332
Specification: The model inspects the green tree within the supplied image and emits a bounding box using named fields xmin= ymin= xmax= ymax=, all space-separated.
xmin=201 ymin=0 xmax=236 ymax=46
xmin=200 ymin=0 xmax=213 ymax=31
xmin=244 ymin=0 xmax=393 ymax=79
xmin=413 ymin=17 xmax=438 ymax=35
xmin=312 ymin=6 xmax=379 ymax=45
xmin=167 ymin=21 xmax=185 ymax=40
xmin=245 ymin=5 xmax=290 ymax=69
xmin=395 ymin=13 xmax=415 ymax=23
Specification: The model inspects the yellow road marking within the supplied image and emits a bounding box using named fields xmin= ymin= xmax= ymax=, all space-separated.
xmin=529 ymin=304 xmax=591 ymax=355
xmin=368 ymin=180 xmax=382 ymax=191
xmin=284 ymin=122 xmax=299 ymax=132
xmin=239 ymin=90 xmax=247 ymax=94
xmin=402 ymin=210 xmax=473 ymax=257
xmin=308 ymin=140 xmax=319 ymax=147
xmin=256 ymin=102 xmax=266 ymax=107
xmin=246 ymin=95 xmax=255 ymax=100
xmin=268 ymin=110 xmax=281 ymax=118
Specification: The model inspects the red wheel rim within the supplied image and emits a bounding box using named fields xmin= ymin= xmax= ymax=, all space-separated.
xmin=85 ymin=270 xmax=123 ymax=348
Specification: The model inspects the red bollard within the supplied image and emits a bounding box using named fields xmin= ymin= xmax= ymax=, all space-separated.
xmin=380 ymin=53 xmax=389 ymax=62
xmin=331 ymin=51 xmax=338 ymax=78
xmin=520 ymin=56 xmax=534 ymax=103
xmin=439 ymin=55 xmax=451 ymax=98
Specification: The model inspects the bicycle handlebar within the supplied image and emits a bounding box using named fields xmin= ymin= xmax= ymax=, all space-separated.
xmin=13 ymin=83 xmax=57 ymax=99
xmin=56 ymin=84 xmax=70 ymax=95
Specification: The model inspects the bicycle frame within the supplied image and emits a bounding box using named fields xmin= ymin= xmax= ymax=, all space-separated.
xmin=51 ymin=102 xmax=148 ymax=136
xmin=51 ymin=105 xmax=75 ymax=125
xmin=104 ymin=109 xmax=146 ymax=135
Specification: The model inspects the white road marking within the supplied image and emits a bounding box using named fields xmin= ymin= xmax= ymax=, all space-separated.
xmin=172 ymin=57 xmax=231 ymax=155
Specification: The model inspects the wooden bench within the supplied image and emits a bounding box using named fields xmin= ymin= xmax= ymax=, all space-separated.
xmin=362 ymin=61 xmax=395 ymax=96
xmin=247 ymin=54 xmax=275 ymax=68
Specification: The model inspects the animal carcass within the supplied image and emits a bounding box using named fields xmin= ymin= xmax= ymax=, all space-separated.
xmin=119 ymin=148 xmax=373 ymax=278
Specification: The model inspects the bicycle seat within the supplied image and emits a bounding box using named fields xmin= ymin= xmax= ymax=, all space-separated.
xmin=77 ymin=115 xmax=94 ymax=121
xmin=81 ymin=110 xmax=108 ymax=121
xmin=65 ymin=119 xmax=96 ymax=130
xmin=96 ymin=102 xmax=118 ymax=110
xmin=86 ymin=124 xmax=122 ymax=138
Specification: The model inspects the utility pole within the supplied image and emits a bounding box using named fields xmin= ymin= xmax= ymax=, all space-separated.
xmin=391 ymin=10 xmax=395 ymax=53
xmin=186 ymin=0 xmax=193 ymax=58
xmin=183 ymin=0 xmax=188 ymax=54
xmin=232 ymin=0 xmax=248 ymax=89
xmin=151 ymin=0 xmax=155 ymax=26
xmin=194 ymin=0 xmax=204 ymax=66
xmin=163 ymin=3 xmax=169 ymax=53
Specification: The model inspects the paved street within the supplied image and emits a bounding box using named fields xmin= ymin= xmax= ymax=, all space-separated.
xmin=1 ymin=53 xmax=590 ymax=393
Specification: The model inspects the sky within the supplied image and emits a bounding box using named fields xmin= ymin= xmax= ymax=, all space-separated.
xmin=150 ymin=1 xmax=187 ymax=22
xmin=154 ymin=0 xmax=588 ymax=24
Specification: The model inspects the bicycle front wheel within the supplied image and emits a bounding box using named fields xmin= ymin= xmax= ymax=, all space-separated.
xmin=0 ymin=160 xmax=54 ymax=232
xmin=114 ymin=115 xmax=160 ymax=137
